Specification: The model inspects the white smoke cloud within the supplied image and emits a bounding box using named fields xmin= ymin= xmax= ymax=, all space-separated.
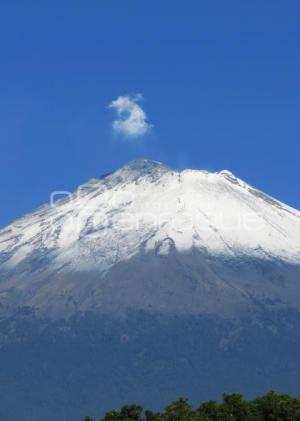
xmin=108 ymin=94 xmax=152 ymax=138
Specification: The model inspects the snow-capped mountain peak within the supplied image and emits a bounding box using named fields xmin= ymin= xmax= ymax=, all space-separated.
xmin=0 ymin=159 xmax=299 ymax=318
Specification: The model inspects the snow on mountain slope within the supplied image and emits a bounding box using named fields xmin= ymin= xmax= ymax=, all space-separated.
xmin=0 ymin=159 xmax=299 ymax=318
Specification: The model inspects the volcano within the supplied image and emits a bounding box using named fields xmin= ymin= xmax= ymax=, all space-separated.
xmin=0 ymin=159 xmax=299 ymax=421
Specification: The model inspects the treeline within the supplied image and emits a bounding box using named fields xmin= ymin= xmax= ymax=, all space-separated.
xmin=82 ymin=391 xmax=300 ymax=420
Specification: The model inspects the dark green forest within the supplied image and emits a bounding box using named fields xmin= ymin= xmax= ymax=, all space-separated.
xmin=82 ymin=391 xmax=300 ymax=420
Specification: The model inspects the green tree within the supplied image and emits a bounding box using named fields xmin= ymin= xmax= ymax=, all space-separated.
xmin=101 ymin=409 xmax=120 ymax=421
xmin=162 ymin=398 xmax=199 ymax=421
xmin=198 ymin=400 xmax=219 ymax=420
xmin=101 ymin=404 xmax=145 ymax=421
xmin=90 ymin=390 xmax=300 ymax=421
xmin=219 ymin=393 xmax=249 ymax=420
xmin=119 ymin=404 xmax=144 ymax=420
xmin=250 ymin=391 xmax=300 ymax=420
xmin=144 ymin=409 xmax=162 ymax=421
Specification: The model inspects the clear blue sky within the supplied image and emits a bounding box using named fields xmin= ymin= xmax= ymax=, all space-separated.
xmin=1 ymin=0 xmax=299 ymax=227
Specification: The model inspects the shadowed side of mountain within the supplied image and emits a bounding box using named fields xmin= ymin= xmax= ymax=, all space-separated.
xmin=0 ymin=309 xmax=300 ymax=421
xmin=0 ymin=248 xmax=300 ymax=320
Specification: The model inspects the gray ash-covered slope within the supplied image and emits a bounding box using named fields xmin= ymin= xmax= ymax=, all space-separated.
xmin=0 ymin=159 xmax=300 ymax=421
